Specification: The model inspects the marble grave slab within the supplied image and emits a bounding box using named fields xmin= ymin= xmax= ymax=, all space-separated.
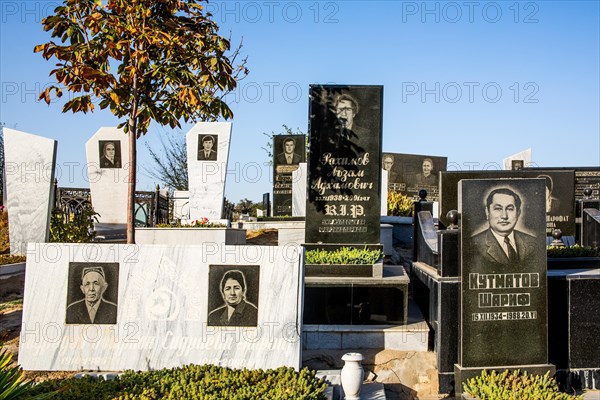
xmin=3 ymin=128 xmax=57 ymax=254
xmin=19 ymin=243 xmax=303 ymax=371
xmin=186 ymin=123 xmax=232 ymax=221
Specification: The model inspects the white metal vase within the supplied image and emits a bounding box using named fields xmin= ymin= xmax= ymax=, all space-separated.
xmin=341 ymin=352 xmax=364 ymax=400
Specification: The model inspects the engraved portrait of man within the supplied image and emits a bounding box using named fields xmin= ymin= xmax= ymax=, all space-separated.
xmin=66 ymin=264 xmax=118 ymax=324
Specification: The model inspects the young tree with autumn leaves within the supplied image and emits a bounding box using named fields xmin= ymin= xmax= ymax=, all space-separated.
xmin=35 ymin=0 xmax=247 ymax=243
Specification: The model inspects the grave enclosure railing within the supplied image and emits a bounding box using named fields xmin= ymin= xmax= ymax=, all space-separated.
xmin=53 ymin=181 xmax=170 ymax=227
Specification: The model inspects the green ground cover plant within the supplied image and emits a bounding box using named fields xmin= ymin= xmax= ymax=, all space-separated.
xmin=23 ymin=365 xmax=327 ymax=400
xmin=305 ymin=247 xmax=383 ymax=265
xmin=156 ymin=218 xmax=226 ymax=228
xmin=463 ymin=370 xmax=582 ymax=400
xmin=547 ymin=244 xmax=600 ymax=258
xmin=49 ymin=206 xmax=99 ymax=243
xmin=387 ymin=191 xmax=414 ymax=217
xmin=0 ymin=254 xmax=26 ymax=266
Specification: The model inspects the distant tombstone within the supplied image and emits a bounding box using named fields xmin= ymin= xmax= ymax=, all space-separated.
xmin=382 ymin=152 xmax=447 ymax=202
xmin=305 ymin=85 xmax=383 ymax=244
xmin=503 ymin=148 xmax=532 ymax=170
xmin=186 ymin=122 xmax=232 ymax=221
xmin=19 ymin=243 xmax=303 ymax=371
xmin=3 ymin=128 xmax=57 ymax=254
xmin=574 ymin=169 xmax=600 ymax=200
xmin=456 ymin=178 xmax=552 ymax=386
xmin=273 ymin=135 xmax=306 ymax=216
xmin=292 ymin=163 xmax=307 ymax=217
xmin=85 ymin=127 xmax=129 ymax=224
xmin=381 ymin=168 xmax=388 ymax=216
xmin=172 ymin=190 xmax=190 ymax=220
xmin=262 ymin=193 xmax=271 ymax=217
xmin=440 ymin=170 xmax=576 ymax=236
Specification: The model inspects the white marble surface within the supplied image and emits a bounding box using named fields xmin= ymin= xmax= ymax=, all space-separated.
xmin=381 ymin=169 xmax=388 ymax=216
xmin=292 ymin=163 xmax=307 ymax=217
xmin=186 ymin=123 xmax=231 ymax=221
xmin=136 ymin=228 xmax=246 ymax=245
xmin=172 ymin=190 xmax=190 ymax=220
xmin=85 ymin=127 xmax=129 ymax=224
xmin=503 ymin=148 xmax=532 ymax=170
xmin=3 ymin=128 xmax=57 ymax=254
xmin=19 ymin=243 xmax=303 ymax=371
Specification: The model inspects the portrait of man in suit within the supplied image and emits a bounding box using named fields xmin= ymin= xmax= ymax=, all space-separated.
xmin=537 ymin=174 xmax=561 ymax=215
xmin=197 ymin=134 xmax=218 ymax=161
xmin=66 ymin=265 xmax=118 ymax=324
xmin=208 ymin=269 xmax=258 ymax=327
xmin=276 ymin=137 xmax=302 ymax=165
xmin=333 ymin=93 xmax=368 ymax=140
xmin=98 ymin=141 xmax=122 ymax=169
xmin=470 ymin=187 xmax=537 ymax=270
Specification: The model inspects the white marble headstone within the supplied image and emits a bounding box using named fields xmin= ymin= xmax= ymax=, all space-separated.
xmin=186 ymin=123 xmax=231 ymax=221
xmin=381 ymin=168 xmax=388 ymax=216
xmin=19 ymin=243 xmax=303 ymax=371
xmin=503 ymin=148 xmax=532 ymax=170
xmin=3 ymin=128 xmax=57 ymax=254
xmin=291 ymin=163 xmax=307 ymax=217
xmin=172 ymin=190 xmax=190 ymax=220
xmin=85 ymin=127 xmax=129 ymax=224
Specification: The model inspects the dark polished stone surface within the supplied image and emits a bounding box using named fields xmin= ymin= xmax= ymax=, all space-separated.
xmin=459 ymin=179 xmax=548 ymax=368
xmin=440 ymin=170 xmax=576 ymax=236
xmin=438 ymin=230 xmax=459 ymax=277
xmin=272 ymin=134 xmax=306 ymax=216
xmin=382 ymin=152 xmax=447 ymax=202
xmin=303 ymin=286 xmax=405 ymax=325
xmin=569 ymin=278 xmax=600 ymax=368
xmin=413 ymin=201 xmax=434 ymax=261
xmin=305 ymin=85 xmax=383 ymax=244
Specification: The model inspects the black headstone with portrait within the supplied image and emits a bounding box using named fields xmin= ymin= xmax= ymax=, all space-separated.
xmin=439 ymin=170 xmax=576 ymax=237
xmin=454 ymin=178 xmax=554 ymax=393
xmin=305 ymin=85 xmax=383 ymax=244
xmin=273 ymin=135 xmax=306 ymax=216
xmin=383 ymin=152 xmax=447 ymax=202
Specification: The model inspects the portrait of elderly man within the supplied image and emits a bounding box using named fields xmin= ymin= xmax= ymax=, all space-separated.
xmin=66 ymin=266 xmax=118 ymax=324
xmin=197 ymin=134 xmax=218 ymax=161
xmin=99 ymin=141 xmax=121 ymax=169
xmin=470 ymin=187 xmax=537 ymax=270
xmin=208 ymin=269 xmax=258 ymax=327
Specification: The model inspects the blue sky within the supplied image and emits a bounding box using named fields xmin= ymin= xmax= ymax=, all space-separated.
xmin=1 ymin=1 xmax=599 ymax=203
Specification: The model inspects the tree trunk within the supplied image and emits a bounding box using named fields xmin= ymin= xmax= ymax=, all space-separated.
xmin=127 ymin=117 xmax=137 ymax=244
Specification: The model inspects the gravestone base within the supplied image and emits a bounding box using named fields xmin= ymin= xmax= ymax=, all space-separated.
xmin=454 ymin=363 xmax=556 ymax=396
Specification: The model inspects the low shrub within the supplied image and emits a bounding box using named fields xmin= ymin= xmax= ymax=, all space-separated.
xmin=0 ymin=209 xmax=9 ymax=254
xmin=23 ymin=365 xmax=327 ymax=399
xmin=0 ymin=254 xmax=26 ymax=266
xmin=49 ymin=206 xmax=99 ymax=243
xmin=305 ymin=247 xmax=383 ymax=265
xmin=1 ymin=345 xmax=54 ymax=400
xmin=547 ymin=244 xmax=600 ymax=258
xmin=387 ymin=191 xmax=413 ymax=217
xmin=463 ymin=369 xmax=582 ymax=400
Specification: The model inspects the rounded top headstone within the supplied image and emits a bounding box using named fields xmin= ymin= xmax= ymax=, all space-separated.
xmin=418 ymin=189 xmax=428 ymax=201
xmin=584 ymin=187 xmax=593 ymax=198
xmin=447 ymin=210 xmax=459 ymax=229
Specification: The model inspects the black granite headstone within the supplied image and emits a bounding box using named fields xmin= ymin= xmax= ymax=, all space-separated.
xmin=440 ymin=170 xmax=576 ymax=236
xmin=305 ymin=85 xmax=382 ymax=244
xmin=458 ymin=178 xmax=548 ymax=368
xmin=262 ymin=193 xmax=270 ymax=217
xmin=382 ymin=152 xmax=447 ymax=202
xmin=272 ymin=135 xmax=306 ymax=216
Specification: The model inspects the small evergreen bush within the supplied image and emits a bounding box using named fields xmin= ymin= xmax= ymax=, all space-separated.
xmin=49 ymin=206 xmax=99 ymax=243
xmin=547 ymin=244 xmax=600 ymax=258
xmin=23 ymin=365 xmax=327 ymax=399
xmin=463 ymin=370 xmax=582 ymax=400
xmin=387 ymin=191 xmax=413 ymax=217
xmin=305 ymin=247 xmax=383 ymax=265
